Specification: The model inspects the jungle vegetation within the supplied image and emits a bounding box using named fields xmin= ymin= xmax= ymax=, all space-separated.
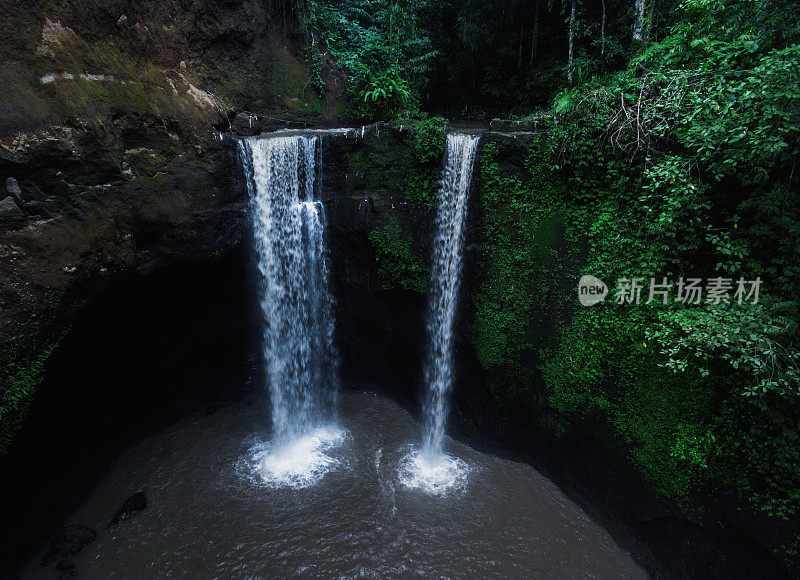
xmin=304 ymin=0 xmax=800 ymax=567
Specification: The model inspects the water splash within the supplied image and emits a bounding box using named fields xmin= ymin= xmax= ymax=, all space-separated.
xmin=398 ymin=447 xmax=470 ymax=496
xmin=401 ymin=133 xmax=480 ymax=494
xmin=238 ymin=135 xmax=341 ymax=486
xmin=239 ymin=426 xmax=348 ymax=489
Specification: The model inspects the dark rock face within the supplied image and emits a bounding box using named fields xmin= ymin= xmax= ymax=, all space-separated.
xmin=230 ymin=113 xmax=263 ymax=137
xmin=0 ymin=248 xmax=258 ymax=576
xmin=632 ymin=517 xmax=785 ymax=579
xmin=320 ymin=126 xmax=433 ymax=406
xmin=1 ymin=1 xmax=326 ymax=134
xmin=41 ymin=523 xmax=96 ymax=565
xmin=0 ymin=119 xmax=247 ymax=441
xmin=56 ymin=558 xmax=76 ymax=571
xmin=109 ymin=492 xmax=147 ymax=527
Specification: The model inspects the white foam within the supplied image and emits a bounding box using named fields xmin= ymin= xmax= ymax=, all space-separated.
xmin=398 ymin=447 xmax=469 ymax=496
xmin=240 ymin=426 xmax=348 ymax=489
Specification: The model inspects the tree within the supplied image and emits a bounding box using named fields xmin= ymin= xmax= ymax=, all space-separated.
xmin=568 ymin=0 xmax=576 ymax=82
xmin=601 ymin=0 xmax=606 ymax=56
xmin=530 ymin=0 xmax=540 ymax=64
xmin=633 ymin=0 xmax=646 ymax=41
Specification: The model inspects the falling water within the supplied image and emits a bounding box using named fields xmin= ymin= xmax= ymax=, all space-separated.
xmin=400 ymin=133 xmax=480 ymax=494
xmin=238 ymin=135 xmax=343 ymax=488
xmin=422 ymin=133 xmax=480 ymax=458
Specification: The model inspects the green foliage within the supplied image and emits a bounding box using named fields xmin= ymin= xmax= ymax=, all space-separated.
xmin=512 ymin=0 xmax=800 ymax=564
xmin=542 ymin=307 xmax=715 ymax=500
xmin=404 ymin=168 xmax=440 ymax=206
xmin=647 ymin=304 xmax=800 ymax=398
xmin=343 ymin=117 xmax=445 ymax=205
xmin=309 ymin=0 xmax=437 ymax=117
xmin=361 ymin=68 xmax=411 ymax=104
xmin=671 ymin=422 xmax=715 ymax=471
xmin=0 ymin=343 xmax=60 ymax=453
xmin=408 ymin=116 xmax=447 ymax=164
xmin=400 ymin=116 xmax=447 ymax=205
xmin=0 ymin=309 xmax=66 ymax=454
xmin=464 ymin=3 xmax=800 ymax=565
xmin=477 ymin=142 xmax=527 ymax=207
xmin=715 ymin=393 xmax=800 ymax=521
xmin=368 ymin=218 xmax=428 ymax=292
xmin=471 ymin=134 xmax=572 ymax=388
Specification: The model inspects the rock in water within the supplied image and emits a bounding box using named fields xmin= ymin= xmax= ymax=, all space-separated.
xmin=56 ymin=558 xmax=75 ymax=571
xmin=41 ymin=524 xmax=96 ymax=566
xmin=109 ymin=491 xmax=147 ymax=527
xmin=52 ymin=524 xmax=97 ymax=556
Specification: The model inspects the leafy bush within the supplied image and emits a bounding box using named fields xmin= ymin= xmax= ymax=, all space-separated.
xmin=470 ymin=2 xmax=800 ymax=565
xmin=368 ymin=218 xmax=428 ymax=292
xmin=309 ymin=0 xmax=437 ymax=118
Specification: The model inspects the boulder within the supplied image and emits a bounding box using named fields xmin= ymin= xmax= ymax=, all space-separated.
xmin=14 ymin=179 xmax=47 ymax=202
xmin=41 ymin=524 xmax=96 ymax=566
xmin=5 ymin=177 xmax=23 ymax=199
xmin=0 ymin=196 xmax=26 ymax=229
xmin=52 ymin=524 xmax=96 ymax=557
xmin=230 ymin=114 xmax=263 ymax=137
xmin=4 ymin=178 xmax=48 ymax=217
xmin=56 ymin=558 xmax=75 ymax=571
xmin=109 ymin=491 xmax=148 ymax=526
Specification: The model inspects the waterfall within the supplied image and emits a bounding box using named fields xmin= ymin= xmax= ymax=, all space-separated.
xmin=422 ymin=133 xmax=480 ymax=460
xmin=238 ymin=135 xmax=343 ymax=488
xmin=399 ymin=133 xmax=479 ymax=495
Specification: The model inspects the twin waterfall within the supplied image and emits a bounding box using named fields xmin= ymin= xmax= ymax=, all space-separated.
xmin=399 ymin=133 xmax=480 ymax=494
xmin=238 ymin=135 xmax=343 ymax=488
xmin=422 ymin=133 xmax=480 ymax=461
xmin=239 ymin=130 xmax=480 ymax=493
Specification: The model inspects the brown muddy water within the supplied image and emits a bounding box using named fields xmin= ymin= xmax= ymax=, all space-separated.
xmin=24 ymin=391 xmax=646 ymax=578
